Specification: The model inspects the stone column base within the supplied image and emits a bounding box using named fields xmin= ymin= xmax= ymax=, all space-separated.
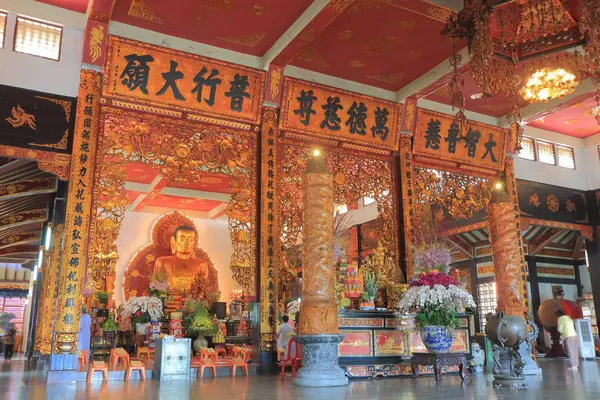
xmin=519 ymin=342 xmax=542 ymax=376
xmin=292 ymin=334 xmax=348 ymax=387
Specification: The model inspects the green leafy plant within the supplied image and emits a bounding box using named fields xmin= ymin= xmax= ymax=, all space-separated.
xmin=414 ymin=306 xmax=460 ymax=329
xmin=184 ymin=300 xmax=217 ymax=337
xmin=101 ymin=317 xmax=118 ymax=332
xmin=95 ymin=291 xmax=109 ymax=306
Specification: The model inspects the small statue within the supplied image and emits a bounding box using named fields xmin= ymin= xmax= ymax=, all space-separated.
xmin=471 ymin=343 xmax=485 ymax=373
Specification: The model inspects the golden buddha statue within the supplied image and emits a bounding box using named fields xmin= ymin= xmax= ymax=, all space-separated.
xmin=154 ymin=225 xmax=209 ymax=295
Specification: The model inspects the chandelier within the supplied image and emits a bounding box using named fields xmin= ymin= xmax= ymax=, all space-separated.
xmin=443 ymin=0 xmax=600 ymax=147
xmin=520 ymin=68 xmax=580 ymax=102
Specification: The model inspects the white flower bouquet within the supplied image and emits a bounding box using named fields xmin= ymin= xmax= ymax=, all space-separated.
xmin=121 ymin=296 xmax=164 ymax=323
xmin=398 ymin=271 xmax=476 ymax=328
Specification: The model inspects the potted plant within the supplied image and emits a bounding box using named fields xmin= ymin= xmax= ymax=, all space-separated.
xmin=101 ymin=316 xmax=118 ymax=332
xmin=399 ymin=270 xmax=476 ymax=353
xmin=121 ymin=296 xmax=164 ymax=335
xmin=95 ymin=291 xmax=109 ymax=307
xmin=184 ymin=300 xmax=217 ymax=354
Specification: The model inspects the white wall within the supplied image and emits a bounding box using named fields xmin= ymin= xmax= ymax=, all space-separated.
xmin=514 ymin=126 xmax=589 ymax=190
xmin=579 ymin=264 xmax=593 ymax=295
xmin=114 ymin=211 xmax=238 ymax=305
xmin=539 ymin=282 xmax=578 ymax=303
xmin=0 ymin=12 xmax=83 ymax=96
xmin=583 ymin=133 xmax=600 ymax=190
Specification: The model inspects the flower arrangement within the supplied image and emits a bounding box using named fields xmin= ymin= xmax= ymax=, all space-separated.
xmin=286 ymin=300 xmax=300 ymax=315
xmin=363 ymin=269 xmax=381 ymax=299
xmin=149 ymin=271 xmax=168 ymax=297
xmin=398 ymin=271 xmax=476 ymax=328
xmin=229 ymin=288 xmax=244 ymax=300
xmin=95 ymin=291 xmax=109 ymax=306
xmin=183 ymin=299 xmax=217 ymax=337
xmin=121 ymin=296 xmax=164 ymax=324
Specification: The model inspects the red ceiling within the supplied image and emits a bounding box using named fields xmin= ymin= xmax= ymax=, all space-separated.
xmin=124 ymin=161 xmax=159 ymax=184
xmin=529 ymin=95 xmax=600 ymax=139
xmin=111 ymin=0 xmax=313 ymax=56
xmin=35 ymin=0 xmax=89 ymax=13
xmin=288 ymin=1 xmax=463 ymax=91
xmin=126 ymin=190 xmax=142 ymax=203
xmin=145 ymin=194 xmax=222 ymax=212
xmin=168 ymin=174 xmax=231 ymax=194
xmin=425 ymin=71 xmax=530 ymax=118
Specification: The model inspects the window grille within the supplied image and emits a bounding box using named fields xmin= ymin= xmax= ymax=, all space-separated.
xmin=478 ymin=282 xmax=497 ymax=331
xmin=0 ymin=12 xmax=6 ymax=49
xmin=556 ymin=145 xmax=575 ymax=169
xmin=537 ymin=140 xmax=556 ymax=165
xmin=518 ymin=137 xmax=536 ymax=161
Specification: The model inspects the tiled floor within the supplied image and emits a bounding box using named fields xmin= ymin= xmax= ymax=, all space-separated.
xmin=0 ymin=358 xmax=598 ymax=399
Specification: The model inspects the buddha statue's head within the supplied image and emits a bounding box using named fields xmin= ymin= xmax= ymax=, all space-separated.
xmin=170 ymin=225 xmax=196 ymax=258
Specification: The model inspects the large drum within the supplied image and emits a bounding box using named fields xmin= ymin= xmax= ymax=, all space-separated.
xmin=538 ymin=299 xmax=583 ymax=328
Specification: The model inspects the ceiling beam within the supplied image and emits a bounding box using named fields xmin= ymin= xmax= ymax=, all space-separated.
xmin=160 ymin=188 xmax=231 ymax=203
xmin=0 ymin=245 xmax=38 ymax=257
xmin=528 ymin=228 xmax=564 ymax=256
xmin=0 ymin=232 xmax=41 ymax=250
xmin=0 ymin=209 xmax=47 ymax=232
xmin=262 ymin=0 xmax=330 ymax=68
xmin=447 ymin=235 xmax=474 ymax=259
xmin=0 ymin=177 xmax=57 ymax=201
xmin=0 ymin=159 xmax=29 ymax=176
xmin=572 ymin=234 xmax=585 ymax=260
xmin=132 ymin=176 xmax=170 ymax=212
xmin=208 ymin=203 xmax=229 ymax=220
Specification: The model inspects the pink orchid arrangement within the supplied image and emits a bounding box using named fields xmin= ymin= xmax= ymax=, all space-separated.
xmin=410 ymin=270 xmax=460 ymax=288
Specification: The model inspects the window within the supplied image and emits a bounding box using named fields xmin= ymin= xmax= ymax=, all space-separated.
xmin=556 ymin=145 xmax=575 ymax=169
xmin=334 ymin=204 xmax=348 ymax=215
xmin=0 ymin=12 xmax=6 ymax=48
xmin=518 ymin=136 xmax=536 ymax=161
xmin=478 ymin=282 xmax=497 ymax=331
xmin=537 ymin=140 xmax=556 ymax=165
xmin=14 ymin=16 xmax=62 ymax=60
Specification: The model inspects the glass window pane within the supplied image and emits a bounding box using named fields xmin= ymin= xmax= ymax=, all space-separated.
xmin=556 ymin=145 xmax=575 ymax=169
xmin=537 ymin=140 xmax=556 ymax=165
xmin=518 ymin=137 xmax=536 ymax=161
xmin=0 ymin=12 xmax=6 ymax=49
xmin=14 ymin=17 xmax=62 ymax=60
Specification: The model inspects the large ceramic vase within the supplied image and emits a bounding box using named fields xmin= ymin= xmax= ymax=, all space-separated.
xmin=420 ymin=326 xmax=454 ymax=353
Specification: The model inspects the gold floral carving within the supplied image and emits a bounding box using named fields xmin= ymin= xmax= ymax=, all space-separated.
xmin=89 ymin=25 xmax=104 ymax=62
xmin=529 ymin=192 xmax=541 ymax=207
xmin=365 ymin=36 xmax=397 ymax=55
xmin=94 ymin=108 xmax=257 ymax=295
xmin=337 ymin=30 xmax=352 ymax=40
xmin=128 ymin=0 xmax=165 ymax=24
xmin=347 ymin=0 xmax=392 ymax=15
xmin=404 ymin=102 xmax=415 ymax=129
xmin=278 ymin=143 xmax=401 ymax=284
xmin=477 ymin=265 xmax=494 ymax=275
xmin=199 ymin=0 xmax=235 ymax=9
xmin=252 ymin=4 xmax=268 ymax=15
xmin=565 ymin=198 xmax=577 ymax=213
xmin=426 ymin=6 xmax=454 ymax=22
xmin=35 ymin=96 xmax=72 ymax=121
xmin=413 ymin=167 xmax=492 ymax=219
xmin=349 ymin=60 xmax=366 ymax=68
xmin=399 ymin=135 xmax=414 ymax=278
xmin=546 ymin=194 xmax=560 ymax=212
xmin=537 ymin=266 xmax=575 ymax=276
xmin=30 ymin=129 xmax=69 ymax=150
xmin=397 ymin=20 xmax=416 ymax=30
xmin=269 ymin=68 xmax=282 ymax=100
xmin=218 ymin=31 xmax=267 ymax=48
xmin=5 ymin=105 xmax=36 ymax=129
xmin=408 ymin=51 xmax=422 ymax=60
xmin=296 ymin=46 xmax=329 ymax=68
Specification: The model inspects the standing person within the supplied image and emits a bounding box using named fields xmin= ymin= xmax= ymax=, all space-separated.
xmin=2 ymin=326 xmax=16 ymax=360
xmin=77 ymin=308 xmax=92 ymax=361
xmin=277 ymin=315 xmax=294 ymax=359
xmin=556 ymin=309 xmax=579 ymax=370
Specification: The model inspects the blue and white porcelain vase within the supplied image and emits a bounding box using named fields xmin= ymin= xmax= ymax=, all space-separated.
xmin=420 ymin=326 xmax=454 ymax=353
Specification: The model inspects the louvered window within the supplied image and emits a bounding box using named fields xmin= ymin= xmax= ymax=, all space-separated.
xmin=0 ymin=12 xmax=7 ymax=49
xmin=537 ymin=140 xmax=556 ymax=165
xmin=478 ymin=282 xmax=497 ymax=331
xmin=556 ymin=145 xmax=575 ymax=169
xmin=14 ymin=16 xmax=62 ymax=60
xmin=518 ymin=136 xmax=536 ymax=161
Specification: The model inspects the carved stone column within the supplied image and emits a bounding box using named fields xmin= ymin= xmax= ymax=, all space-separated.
xmin=293 ymin=150 xmax=347 ymax=387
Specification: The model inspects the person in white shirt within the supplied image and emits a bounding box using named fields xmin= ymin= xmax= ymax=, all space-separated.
xmin=277 ymin=315 xmax=295 ymax=359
